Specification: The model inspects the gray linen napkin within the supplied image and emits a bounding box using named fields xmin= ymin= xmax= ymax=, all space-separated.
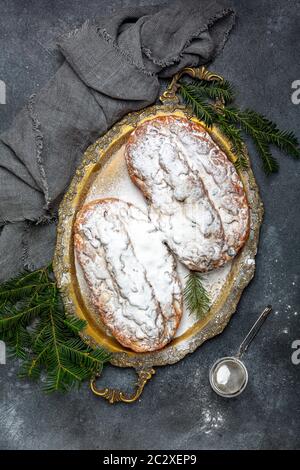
xmin=0 ymin=0 xmax=235 ymax=282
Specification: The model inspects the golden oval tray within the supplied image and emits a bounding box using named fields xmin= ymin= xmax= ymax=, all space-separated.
xmin=53 ymin=68 xmax=264 ymax=404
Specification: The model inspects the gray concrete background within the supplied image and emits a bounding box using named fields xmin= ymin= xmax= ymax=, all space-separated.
xmin=0 ymin=0 xmax=299 ymax=450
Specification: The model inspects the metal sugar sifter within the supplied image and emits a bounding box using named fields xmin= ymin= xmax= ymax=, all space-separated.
xmin=209 ymin=305 xmax=272 ymax=398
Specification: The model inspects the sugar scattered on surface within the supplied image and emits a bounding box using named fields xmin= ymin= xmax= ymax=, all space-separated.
xmin=201 ymin=409 xmax=224 ymax=434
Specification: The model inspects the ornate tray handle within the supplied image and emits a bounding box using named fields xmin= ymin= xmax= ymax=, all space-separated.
xmin=160 ymin=66 xmax=224 ymax=104
xmin=90 ymin=368 xmax=155 ymax=404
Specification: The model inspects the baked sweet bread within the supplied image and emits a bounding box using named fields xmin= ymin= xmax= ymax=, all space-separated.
xmin=74 ymin=198 xmax=182 ymax=352
xmin=125 ymin=115 xmax=250 ymax=271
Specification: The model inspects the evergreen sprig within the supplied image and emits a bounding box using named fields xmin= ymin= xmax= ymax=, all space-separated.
xmin=183 ymin=272 xmax=211 ymax=320
xmin=0 ymin=265 xmax=111 ymax=392
xmin=179 ymin=83 xmax=217 ymax=128
xmin=179 ymin=80 xmax=300 ymax=174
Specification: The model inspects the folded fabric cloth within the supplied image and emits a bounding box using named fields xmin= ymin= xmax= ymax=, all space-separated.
xmin=0 ymin=0 xmax=235 ymax=282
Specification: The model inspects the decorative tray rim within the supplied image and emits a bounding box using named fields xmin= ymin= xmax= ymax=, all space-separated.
xmin=53 ymin=102 xmax=264 ymax=370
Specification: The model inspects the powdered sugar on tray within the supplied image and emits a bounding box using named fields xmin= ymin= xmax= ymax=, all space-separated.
xmin=79 ymin=143 xmax=234 ymax=338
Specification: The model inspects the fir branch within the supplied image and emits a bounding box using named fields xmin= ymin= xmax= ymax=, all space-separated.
xmin=13 ymin=326 xmax=31 ymax=359
xmin=183 ymin=272 xmax=211 ymax=319
xmin=1 ymin=324 xmax=31 ymax=360
xmin=0 ymin=274 xmax=50 ymax=303
xmin=63 ymin=316 xmax=87 ymax=334
xmin=253 ymin=136 xmax=279 ymax=175
xmin=179 ymin=79 xmax=300 ymax=175
xmin=216 ymin=118 xmax=249 ymax=170
xmin=181 ymin=79 xmax=234 ymax=104
xmin=220 ymin=107 xmax=278 ymax=172
xmin=0 ymin=265 xmax=111 ymax=392
xmin=235 ymin=109 xmax=300 ymax=159
xmin=179 ymin=82 xmax=216 ymax=127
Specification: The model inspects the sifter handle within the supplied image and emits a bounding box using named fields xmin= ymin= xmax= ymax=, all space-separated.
xmin=236 ymin=305 xmax=272 ymax=359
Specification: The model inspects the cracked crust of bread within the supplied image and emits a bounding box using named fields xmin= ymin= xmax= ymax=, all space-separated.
xmin=74 ymin=198 xmax=182 ymax=352
xmin=125 ymin=115 xmax=250 ymax=272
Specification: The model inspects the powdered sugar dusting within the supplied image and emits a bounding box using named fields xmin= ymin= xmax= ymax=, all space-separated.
xmin=75 ymin=199 xmax=182 ymax=352
xmin=125 ymin=116 xmax=249 ymax=271
xmin=80 ymin=143 xmax=233 ymax=338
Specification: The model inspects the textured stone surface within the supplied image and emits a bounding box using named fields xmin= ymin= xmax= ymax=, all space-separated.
xmin=0 ymin=0 xmax=299 ymax=450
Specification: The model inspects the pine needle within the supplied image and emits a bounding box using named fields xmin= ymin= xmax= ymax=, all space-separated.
xmin=183 ymin=272 xmax=211 ymax=319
